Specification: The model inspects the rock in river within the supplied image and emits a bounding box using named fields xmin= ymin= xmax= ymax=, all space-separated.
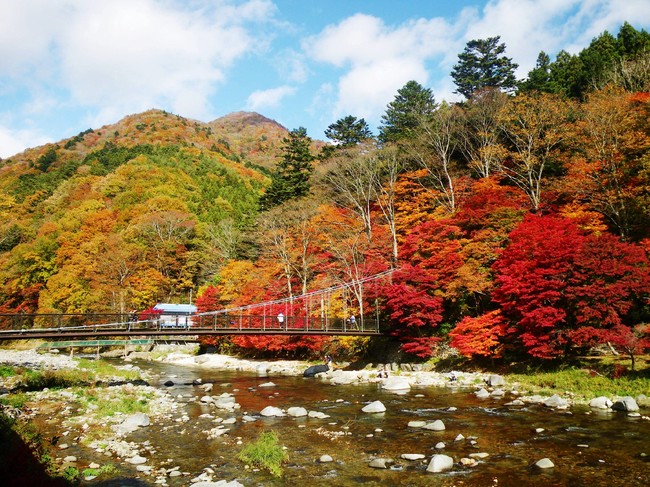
xmin=402 ymin=454 xmax=425 ymax=461
xmin=612 ymin=396 xmax=639 ymax=412
xmin=287 ymin=406 xmax=308 ymax=417
xmin=362 ymin=400 xmax=386 ymax=413
xmin=369 ymin=458 xmax=393 ymax=469
xmin=475 ymin=388 xmax=490 ymax=399
xmin=535 ymin=458 xmax=555 ymax=469
xmin=487 ymin=374 xmax=505 ymax=387
xmin=543 ymin=394 xmax=568 ymax=409
xmin=423 ymin=420 xmax=445 ymax=431
xmin=589 ymin=396 xmax=613 ymax=409
xmin=260 ymin=406 xmax=285 ymax=417
xmin=427 ymin=454 xmax=454 ymax=473
xmin=112 ymin=413 xmax=150 ymax=436
xmin=381 ymin=377 xmax=411 ymax=391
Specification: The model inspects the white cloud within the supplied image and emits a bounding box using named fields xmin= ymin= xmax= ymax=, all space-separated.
xmin=303 ymin=13 xmax=457 ymax=125
xmin=0 ymin=0 xmax=275 ymax=122
xmin=334 ymin=58 xmax=429 ymax=121
xmin=246 ymin=85 xmax=296 ymax=110
xmin=0 ymin=124 xmax=51 ymax=159
xmin=275 ymin=49 xmax=310 ymax=83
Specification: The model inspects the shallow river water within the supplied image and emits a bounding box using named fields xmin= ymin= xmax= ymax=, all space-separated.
xmin=114 ymin=359 xmax=650 ymax=487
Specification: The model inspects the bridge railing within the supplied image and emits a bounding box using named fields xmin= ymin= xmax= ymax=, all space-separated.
xmin=0 ymin=313 xmax=380 ymax=337
xmin=190 ymin=313 xmax=377 ymax=333
xmin=0 ymin=313 xmax=133 ymax=331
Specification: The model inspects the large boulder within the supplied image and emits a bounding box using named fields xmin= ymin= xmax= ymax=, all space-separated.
xmin=487 ymin=374 xmax=505 ymax=387
xmin=381 ymin=376 xmax=411 ymax=392
xmin=612 ymin=396 xmax=640 ymax=412
xmin=303 ymin=364 xmax=329 ymax=377
xmin=287 ymin=407 xmax=308 ymax=417
xmin=427 ymin=454 xmax=454 ymax=473
xmin=260 ymin=406 xmax=285 ymax=417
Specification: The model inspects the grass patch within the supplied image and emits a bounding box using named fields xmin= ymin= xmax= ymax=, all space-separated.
xmin=21 ymin=368 xmax=91 ymax=390
xmin=75 ymin=358 xmax=141 ymax=381
xmin=78 ymin=387 xmax=154 ymax=417
xmin=0 ymin=392 xmax=29 ymax=409
xmin=8 ymin=358 xmax=142 ymax=392
xmin=509 ymin=363 xmax=650 ymax=402
xmin=82 ymin=463 xmax=116 ymax=478
xmin=0 ymin=365 xmax=16 ymax=377
xmin=238 ymin=431 xmax=288 ymax=477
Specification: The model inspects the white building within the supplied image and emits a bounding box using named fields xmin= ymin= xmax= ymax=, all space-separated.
xmin=153 ymin=303 xmax=197 ymax=328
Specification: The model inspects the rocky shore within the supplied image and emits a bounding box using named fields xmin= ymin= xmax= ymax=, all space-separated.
xmin=1 ymin=347 xmax=649 ymax=485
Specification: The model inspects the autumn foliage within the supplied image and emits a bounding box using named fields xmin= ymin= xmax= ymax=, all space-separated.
xmin=1 ymin=80 xmax=650 ymax=362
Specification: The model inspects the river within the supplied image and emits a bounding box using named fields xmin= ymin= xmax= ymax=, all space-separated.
xmin=97 ymin=358 xmax=650 ymax=487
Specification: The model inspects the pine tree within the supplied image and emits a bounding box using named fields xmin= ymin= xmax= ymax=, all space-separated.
xmin=451 ymin=36 xmax=518 ymax=99
xmin=378 ymin=80 xmax=437 ymax=143
xmin=520 ymin=51 xmax=553 ymax=93
xmin=324 ymin=115 xmax=373 ymax=147
xmin=259 ymin=127 xmax=315 ymax=210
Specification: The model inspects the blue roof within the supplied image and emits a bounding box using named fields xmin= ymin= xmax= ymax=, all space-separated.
xmin=153 ymin=303 xmax=197 ymax=314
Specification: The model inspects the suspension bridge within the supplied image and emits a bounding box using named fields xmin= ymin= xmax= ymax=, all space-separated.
xmin=0 ymin=270 xmax=395 ymax=341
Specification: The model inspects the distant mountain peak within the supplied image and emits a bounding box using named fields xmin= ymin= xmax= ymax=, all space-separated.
xmin=210 ymin=111 xmax=287 ymax=131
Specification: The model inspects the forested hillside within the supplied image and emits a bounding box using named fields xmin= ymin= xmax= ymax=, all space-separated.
xmin=1 ymin=23 xmax=649 ymax=362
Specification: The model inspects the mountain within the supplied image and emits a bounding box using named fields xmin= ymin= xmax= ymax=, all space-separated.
xmin=0 ymin=109 xmax=289 ymax=314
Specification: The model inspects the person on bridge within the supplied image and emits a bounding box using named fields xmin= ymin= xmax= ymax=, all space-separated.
xmin=277 ymin=312 xmax=284 ymax=326
xmin=348 ymin=314 xmax=357 ymax=329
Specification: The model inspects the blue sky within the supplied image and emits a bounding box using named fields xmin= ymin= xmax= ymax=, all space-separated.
xmin=1 ymin=0 xmax=649 ymax=158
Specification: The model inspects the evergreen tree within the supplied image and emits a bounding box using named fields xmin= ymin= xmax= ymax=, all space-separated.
xmin=259 ymin=127 xmax=315 ymax=210
xmin=324 ymin=115 xmax=373 ymax=147
xmin=549 ymin=50 xmax=585 ymax=98
xmin=616 ymin=22 xmax=650 ymax=57
xmin=378 ymin=80 xmax=437 ymax=143
xmin=451 ymin=36 xmax=519 ymax=99
xmin=520 ymin=51 xmax=554 ymax=93
xmin=578 ymin=31 xmax=619 ymax=93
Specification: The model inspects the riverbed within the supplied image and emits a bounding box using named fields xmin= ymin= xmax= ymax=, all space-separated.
xmin=3 ymin=351 xmax=650 ymax=486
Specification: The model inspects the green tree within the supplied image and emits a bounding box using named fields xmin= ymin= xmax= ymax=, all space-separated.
xmin=324 ymin=115 xmax=373 ymax=147
xmin=549 ymin=50 xmax=584 ymax=98
xmin=378 ymin=80 xmax=437 ymax=143
xmin=616 ymin=22 xmax=650 ymax=57
xmin=260 ymin=127 xmax=315 ymax=210
xmin=578 ymin=31 xmax=619 ymax=93
xmin=520 ymin=51 xmax=553 ymax=93
xmin=451 ymin=36 xmax=519 ymax=99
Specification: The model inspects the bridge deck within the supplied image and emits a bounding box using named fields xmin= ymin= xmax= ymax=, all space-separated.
xmin=0 ymin=315 xmax=383 ymax=341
